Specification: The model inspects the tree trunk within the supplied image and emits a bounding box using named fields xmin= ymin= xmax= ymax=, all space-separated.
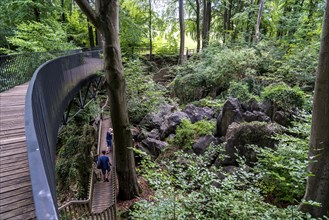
xmin=149 ymin=0 xmax=153 ymax=61
xmin=178 ymin=0 xmax=185 ymax=64
xmin=202 ymin=0 xmax=211 ymax=48
xmin=254 ymin=0 xmax=265 ymax=44
xmin=196 ymin=0 xmax=201 ymax=52
xmin=245 ymin=0 xmax=254 ymax=44
xmin=299 ymin=2 xmax=329 ymax=217
xmin=88 ymin=21 xmax=95 ymax=48
xmin=75 ymin=0 xmax=140 ymax=200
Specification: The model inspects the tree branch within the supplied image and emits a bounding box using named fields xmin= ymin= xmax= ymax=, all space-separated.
xmin=75 ymin=0 xmax=101 ymax=30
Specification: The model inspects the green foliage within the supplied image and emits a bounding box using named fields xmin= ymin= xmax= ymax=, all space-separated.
xmin=227 ymin=81 xmax=260 ymax=103
xmin=173 ymin=119 xmax=216 ymax=149
xmin=5 ymin=20 xmax=76 ymax=52
xmin=173 ymin=46 xmax=260 ymax=103
xmin=125 ymin=59 xmax=166 ymax=124
xmin=130 ymin=146 xmax=316 ymax=219
xmin=56 ymin=103 xmax=98 ymax=202
xmin=66 ymin=7 xmax=90 ymax=48
xmin=261 ymin=83 xmax=306 ymax=110
xmin=274 ymin=45 xmax=319 ymax=91
xmin=253 ymin=114 xmax=311 ymax=204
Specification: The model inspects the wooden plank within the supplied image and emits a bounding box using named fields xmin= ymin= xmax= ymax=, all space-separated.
xmin=0 ymin=161 xmax=29 ymax=173
xmin=0 ymin=198 xmax=34 ymax=213
xmin=0 ymin=189 xmax=33 ymax=207
xmin=0 ymin=167 xmax=30 ymax=181
xmin=0 ymin=153 xmax=28 ymax=165
xmin=0 ymin=185 xmax=32 ymax=200
xmin=0 ymin=203 xmax=35 ymax=219
xmin=0 ymin=136 xmax=26 ymax=146
xmin=0 ymin=145 xmax=27 ymax=157
xmin=0 ymin=176 xmax=31 ymax=192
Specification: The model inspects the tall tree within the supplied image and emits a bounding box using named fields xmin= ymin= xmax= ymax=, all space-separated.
xmin=196 ymin=0 xmax=201 ymax=52
xmin=149 ymin=0 xmax=153 ymax=61
xmin=178 ymin=0 xmax=185 ymax=64
xmin=299 ymin=1 xmax=329 ymax=217
xmin=75 ymin=0 xmax=140 ymax=200
xmin=254 ymin=0 xmax=265 ymax=44
xmin=202 ymin=0 xmax=211 ymax=48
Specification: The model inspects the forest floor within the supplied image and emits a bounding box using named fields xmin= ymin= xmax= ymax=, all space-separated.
xmin=116 ymin=177 xmax=154 ymax=217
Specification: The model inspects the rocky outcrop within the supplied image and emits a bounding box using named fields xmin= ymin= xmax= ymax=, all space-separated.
xmin=215 ymin=98 xmax=243 ymax=137
xmin=183 ymin=104 xmax=214 ymax=123
xmin=141 ymin=138 xmax=168 ymax=159
xmin=218 ymin=122 xmax=280 ymax=166
xmin=160 ymin=111 xmax=190 ymax=140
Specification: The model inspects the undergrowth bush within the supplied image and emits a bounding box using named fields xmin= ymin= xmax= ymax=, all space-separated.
xmin=253 ymin=114 xmax=311 ymax=205
xmin=131 ymin=145 xmax=315 ymax=219
xmin=172 ymin=46 xmax=261 ymax=103
xmin=172 ymin=119 xmax=216 ymax=149
xmin=227 ymin=81 xmax=260 ymax=103
xmin=261 ymin=83 xmax=306 ymax=110
xmin=125 ymin=59 xmax=167 ymax=124
xmin=56 ymin=103 xmax=98 ymax=203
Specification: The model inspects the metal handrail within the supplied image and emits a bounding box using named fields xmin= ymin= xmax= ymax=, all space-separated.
xmin=25 ymin=50 xmax=104 ymax=219
xmin=0 ymin=50 xmax=81 ymax=92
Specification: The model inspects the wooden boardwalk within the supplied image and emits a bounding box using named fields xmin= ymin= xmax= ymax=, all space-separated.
xmin=0 ymin=84 xmax=36 ymax=219
xmin=91 ymin=116 xmax=114 ymax=213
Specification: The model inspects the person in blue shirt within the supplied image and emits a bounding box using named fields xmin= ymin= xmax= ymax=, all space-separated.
xmin=97 ymin=150 xmax=111 ymax=182
xmin=106 ymin=128 xmax=113 ymax=153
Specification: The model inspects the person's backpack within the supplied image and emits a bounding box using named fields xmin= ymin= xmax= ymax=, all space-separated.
xmin=96 ymin=159 xmax=101 ymax=169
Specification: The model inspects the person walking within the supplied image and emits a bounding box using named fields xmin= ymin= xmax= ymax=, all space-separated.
xmin=106 ymin=128 xmax=113 ymax=153
xmin=97 ymin=150 xmax=111 ymax=182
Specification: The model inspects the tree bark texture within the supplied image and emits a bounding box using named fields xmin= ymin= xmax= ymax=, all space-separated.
xmin=149 ymin=0 xmax=153 ymax=61
xmin=299 ymin=2 xmax=329 ymax=217
xmin=202 ymin=0 xmax=211 ymax=48
xmin=254 ymin=0 xmax=265 ymax=44
xmin=75 ymin=0 xmax=140 ymax=200
xmin=179 ymin=0 xmax=185 ymax=64
xmin=196 ymin=0 xmax=201 ymax=52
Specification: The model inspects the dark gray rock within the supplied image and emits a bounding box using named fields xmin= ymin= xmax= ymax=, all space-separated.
xmin=139 ymin=103 xmax=176 ymax=130
xmin=222 ymin=122 xmax=280 ymax=166
xmin=273 ymin=111 xmax=291 ymax=127
xmin=141 ymin=138 xmax=168 ymax=159
xmin=160 ymin=111 xmax=190 ymax=140
xmin=215 ymin=98 xmax=243 ymax=137
xmin=192 ymin=135 xmax=218 ymax=155
xmin=242 ymin=111 xmax=271 ymax=123
xmin=147 ymin=129 xmax=160 ymax=139
xmin=183 ymin=104 xmax=214 ymax=123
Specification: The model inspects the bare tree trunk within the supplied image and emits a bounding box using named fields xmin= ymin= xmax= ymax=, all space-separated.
xmin=299 ymin=2 xmax=329 ymax=217
xmin=149 ymin=0 xmax=153 ymax=61
xmin=196 ymin=0 xmax=201 ymax=52
xmin=202 ymin=0 xmax=211 ymax=48
xmin=75 ymin=0 xmax=139 ymax=200
xmin=254 ymin=0 xmax=265 ymax=44
xmin=178 ymin=0 xmax=185 ymax=64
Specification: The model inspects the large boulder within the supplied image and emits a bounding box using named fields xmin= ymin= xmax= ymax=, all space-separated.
xmin=192 ymin=135 xmax=220 ymax=155
xmin=141 ymin=138 xmax=168 ymax=159
xmin=183 ymin=104 xmax=214 ymax=123
xmin=160 ymin=111 xmax=190 ymax=140
xmin=242 ymin=111 xmax=271 ymax=123
xmin=140 ymin=103 xmax=176 ymax=130
xmin=220 ymin=122 xmax=280 ymax=166
xmin=215 ymin=98 xmax=243 ymax=137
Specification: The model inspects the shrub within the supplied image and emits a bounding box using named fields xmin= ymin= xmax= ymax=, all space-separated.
xmin=172 ymin=46 xmax=261 ymax=103
xmin=261 ymin=83 xmax=306 ymax=110
xmin=125 ymin=59 xmax=166 ymax=124
xmin=173 ymin=119 xmax=216 ymax=149
xmin=130 ymin=148 xmax=316 ymax=219
xmin=253 ymin=115 xmax=311 ymax=205
xmin=227 ymin=81 xmax=260 ymax=103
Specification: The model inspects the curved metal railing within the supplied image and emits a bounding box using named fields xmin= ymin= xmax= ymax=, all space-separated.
xmin=24 ymin=50 xmax=103 ymax=219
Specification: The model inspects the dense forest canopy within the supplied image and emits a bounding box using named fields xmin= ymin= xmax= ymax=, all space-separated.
xmin=0 ymin=0 xmax=324 ymax=54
